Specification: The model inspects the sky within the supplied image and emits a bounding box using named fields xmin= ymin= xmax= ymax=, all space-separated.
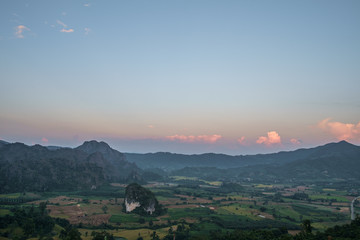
xmin=1 ymin=0 xmax=360 ymax=155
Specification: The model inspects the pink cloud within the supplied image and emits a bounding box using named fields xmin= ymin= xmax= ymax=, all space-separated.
xmin=290 ymin=138 xmax=301 ymax=144
xmin=148 ymin=125 xmax=155 ymax=129
xmin=41 ymin=137 xmax=49 ymax=143
xmin=166 ymin=134 xmax=222 ymax=143
xmin=57 ymin=20 xmax=74 ymax=33
xmin=237 ymin=136 xmax=246 ymax=145
xmin=15 ymin=25 xmax=30 ymax=38
xmin=318 ymin=118 xmax=360 ymax=141
xmin=60 ymin=28 xmax=74 ymax=33
xmin=256 ymin=131 xmax=281 ymax=145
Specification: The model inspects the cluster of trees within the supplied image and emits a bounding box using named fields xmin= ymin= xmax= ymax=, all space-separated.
xmin=294 ymin=217 xmax=360 ymax=240
xmin=162 ymin=222 xmax=190 ymax=240
xmin=198 ymin=218 xmax=360 ymax=240
xmin=0 ymin=202 xmax=54 ymax=239
xmin=0 ymin=203 xmax=118 ymax=240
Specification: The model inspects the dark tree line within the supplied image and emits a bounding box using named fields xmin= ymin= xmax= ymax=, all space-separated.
xmin=0 ymin=202 xmax=54 ymax=239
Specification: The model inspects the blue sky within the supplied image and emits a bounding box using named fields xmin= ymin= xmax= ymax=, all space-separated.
xmin=1 ymin=1 xmax=360 ymax=154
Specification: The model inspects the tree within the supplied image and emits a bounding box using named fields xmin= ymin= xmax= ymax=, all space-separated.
xmin=151 ymin=231 xmax=160 ymax=240
xmin=65 ymin=228 xmax=82 ymax=240
xmin=91 ymin=230 xmax=114 ymax=240
xmin=102 ymin=205 xmax=108 ymax=214
xmin=39 ymin=202 xmax=47 ymax=216
xmin=301 ymin=219 xmax=312 ymax=234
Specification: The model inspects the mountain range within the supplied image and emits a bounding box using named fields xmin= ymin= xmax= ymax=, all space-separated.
xmin=125 ymin=140 xmax=360 ymax=170
xmin=0 ymin=140 xmax=359 ymax=193
xmin=0 ymin=140 xmax=139 ymax=193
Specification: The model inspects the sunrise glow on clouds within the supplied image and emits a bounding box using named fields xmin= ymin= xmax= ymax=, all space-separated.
xmin=318 ymin=118 xmax=360 ymax=142
xmin=237 ymin=136 xmax=246 ymax=145
xmin=15 ymin=25 xmax=30 ymax=38
xmin=57 ymin=20 xmax=74 ymax=33
xmin=166 ymin=134 xmax=222 ymax=143
xmin=256 ymin=131 xmax=281 ymax=146
xmin=290 ymin=138 xmax=301 ymax=144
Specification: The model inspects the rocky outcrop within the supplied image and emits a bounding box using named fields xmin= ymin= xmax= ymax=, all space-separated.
xmin=124 ymin=183 xmax=165 ymax=216
xmin=125 ymin=198 xmax=141 ymax=212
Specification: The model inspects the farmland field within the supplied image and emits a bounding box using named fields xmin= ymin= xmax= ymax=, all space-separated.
xmin=0 ymin=177 xmax=358 ymax=240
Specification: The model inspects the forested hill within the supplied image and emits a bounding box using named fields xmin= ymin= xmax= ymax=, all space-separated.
xmin=0 ymin=141 xmax=140 ymax=193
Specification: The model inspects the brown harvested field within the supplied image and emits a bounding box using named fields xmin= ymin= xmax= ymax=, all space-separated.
xmin=213 ymin=196 xmax=252 ymax=201
xmin=80 ymin=204 xmax=104 ymax=215
xmin=257 ymin=212 xmax=274 ymax=219
xmin=48 ymin=204 xmax=111 ymax=225
xmin=30 ymin=196 xmax=81 ymax=206
xmin=284 ymin=186 xmax=309 ymax=192
xmin=338 ymin=207 xmax=350 ymax=213
xmin=79 ymin=214 xmax=111 ymax=225
xmin=288 ymin=230 xmax=301 ymax=236
xmin=166 ymin=204 xmax=200 ymax=209
xmin=159 ymin=198 xmax=184 ymax=206
xmin=110 ymin=183 xmax=127 ymax=187
xmin=174 ymin=195 xmax=212 ymax=204
xmin=48 ymin=204 xmax=85 ymax=223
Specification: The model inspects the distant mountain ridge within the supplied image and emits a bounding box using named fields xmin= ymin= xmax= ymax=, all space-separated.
xmin=125 ymin=141 xmax=360 ymax=171
xmin=0 ymin=140 xmax=140 ymax=193
xmin=169 ymin=141 xmax=360 ymax=182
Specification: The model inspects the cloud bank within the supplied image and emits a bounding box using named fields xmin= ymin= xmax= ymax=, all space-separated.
xmin=166 ymin=134 xmax=222 ymax=143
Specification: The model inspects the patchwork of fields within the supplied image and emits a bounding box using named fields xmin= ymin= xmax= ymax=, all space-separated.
xmin=0 ymin=178 xmax=358 ymax=240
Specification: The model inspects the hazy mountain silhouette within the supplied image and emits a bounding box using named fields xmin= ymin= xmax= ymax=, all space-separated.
xmin=125 ymin=141 xmax=360 ymax=171
xmin=169 ymin=141 xmax=360 ymax=182
xmin=0 ymin=140 xmax=9 ymax=147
